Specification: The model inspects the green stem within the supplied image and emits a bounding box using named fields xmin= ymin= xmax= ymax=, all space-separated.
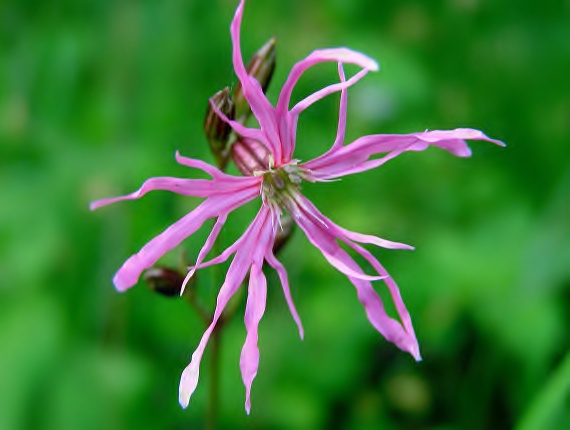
xmin=207 ymin=322 xmax=222 ymax=430
xmin=206 ymin=203 xmax=225 ymax=429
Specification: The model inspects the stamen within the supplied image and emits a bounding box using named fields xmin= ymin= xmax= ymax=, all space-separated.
xmin=259 ymin=161 xmax=308 ymax=212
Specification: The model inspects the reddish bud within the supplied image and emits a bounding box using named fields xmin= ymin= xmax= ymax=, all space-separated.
xmin=143 ymin=267 xmax=190 ymax=297
xmin=231 ymin=137 xmax=272 ymax=176
xmin=204 ymin=87 xmax=235 ymax=170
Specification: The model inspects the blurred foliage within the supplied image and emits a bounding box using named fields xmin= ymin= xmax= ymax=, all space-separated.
xmin=1 ymin=0 xmax=569 ymax=429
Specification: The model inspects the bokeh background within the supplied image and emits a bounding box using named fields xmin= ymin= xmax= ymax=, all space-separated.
xmin=1 ymin=0 xmax=569 ymax=429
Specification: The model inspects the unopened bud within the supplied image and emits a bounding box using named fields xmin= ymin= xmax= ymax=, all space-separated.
xmin=274 ymin=213 xmax=295 ymax=254
xmin=234 ymin=37 xmax=276 ymax=121
xmin=144 ymin=267 xmax=190 ymax=297
xmin=204 ymin=87 xmax=235 ymax=170
xmin=231 ymin=137 xmax=271 ymax=176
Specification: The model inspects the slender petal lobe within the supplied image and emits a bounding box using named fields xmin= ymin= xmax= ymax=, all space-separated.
xmin=240 ymin=263 xmax=267 ymax=414
xmin=306 ymin=129 xmax=504 ymax=179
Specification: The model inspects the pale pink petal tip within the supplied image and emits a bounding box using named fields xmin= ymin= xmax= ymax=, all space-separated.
xmin=419 ymin=128 xmax=505 ymax=156
xmin=365 ymin=57 xmax=379 ymax=72
xmin=386 ymin=325 xmax=421 ymax=361
xmin=406 ymin=338 xmax=422 ymax=362
xmin=90 ymin=198 xmax=115 ymax=211
xmin=350 ymin=51 xmax=378 ymax=72
xmin=113 ymin=264 xmax=138 ymax=292
xmin=178 ymin=363 xmax=199 ymax=409
xmin=449 ymin=128 xmax=505 ymax=147
xmin=315 ymin=47 xmax=379 ymax=71
xmin=245 ymin=395 xmax=251 ymax=415
xmin=369 ymin=59 xmax=380 ymax=72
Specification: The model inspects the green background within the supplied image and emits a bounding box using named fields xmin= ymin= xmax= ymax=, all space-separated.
xmin=1 ymin=0 xmax=568 ymax=429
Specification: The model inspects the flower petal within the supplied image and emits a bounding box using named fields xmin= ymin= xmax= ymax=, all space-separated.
xmin=265 ymin=249 xmax=304 ymax=339
xmin=292 ymin=199 xmax=386 ymax=282
xmin=90 ymin=177 xmax=206 ymax=210
xmin=304 ymin=134 xmax=416 ymax=177
xmin=190 ymin=205 xmax=269 ymax=272
xmin=342 ymin=240 xmax=421 ymax=361
xmin=417 ymin=128 xmax=505 ymax=149
xmin=230 ymin=0 xmax=281 ymax=159
xmin=175 ymin=151 xmax=246 ymax=181
xmin=290 ymin=196 xmax=420 ymax=359
xmin=90 ymin=175 xmax=258 ymax=211
xmin=296 ymin=208 xmax=415 ymax=353
xmin=336 ymin=226 xmax=414 ymax=250
xmin=329 ymin=63 xmax=349 ymax=154
xmin=283 ymin=67 xmax=370 ymax=162
xmin=180 ymin=205 xmax=276 ymax=409
xmin=289 ymin=68 xmax=368 ymax=119
xmin=296 ymin=195 xmax=414 ymax=250
xmin=240 ymin=263 xmax=267 ymax=414
xmin=113 ymin=188 xmax=258 ymax=291
xmin=208 ymin=97 xmax=271 ymax=152
xmin=180 ymin=213 xmax=228 ymax=295
xmin=276 ymin=48 xmax=378 ymax=162
xmin=276 ymin=47 xmax=378 ymax=116
xmin=306 ymin=128 xmax=504 ymax=180
xmin=91 ymin=151 xmax=261 ymax=211
xmin=349 ymin=273 xmax=421 ymax=361
xmin=179 ymin=243 xmax=253 ymax=408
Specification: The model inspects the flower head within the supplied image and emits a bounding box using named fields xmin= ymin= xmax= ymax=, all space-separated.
xmin=91 ymin=0 xmax=504 ymax=414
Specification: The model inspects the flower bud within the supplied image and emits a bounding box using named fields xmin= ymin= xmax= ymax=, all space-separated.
xmin=144 ymin=267 xmax=190 ymax=297
xmin=204 ymin=87 xmax=235 ymax=170
xmin=231 ymin=137 xmax=271 ymax=176
xmin=234 ymin=37 xmax=276 ymax=121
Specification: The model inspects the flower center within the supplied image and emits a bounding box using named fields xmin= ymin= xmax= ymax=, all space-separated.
xmin=257 ymin=159 xmax=307 ymax=209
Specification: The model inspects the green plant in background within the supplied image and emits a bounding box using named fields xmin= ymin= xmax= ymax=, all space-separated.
xmin=1 ymin=0 xmax=568 ymax=429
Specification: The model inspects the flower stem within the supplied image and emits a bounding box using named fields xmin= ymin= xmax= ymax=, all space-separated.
xmin=207 ymin=323 xmax=222 ymax=430
xmin=206 ymin=209 xmax=225 ymax=430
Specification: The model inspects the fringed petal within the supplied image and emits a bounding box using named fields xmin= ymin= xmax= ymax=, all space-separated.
xmin=329 ymin=63 xmax=349 ymax=154
xmin=265 ymin=250 xmax=304 ymax=339
xmin=292 ymin=195 xmax=420 ymax=360
xmin=89 ymin=177 xmax=207 ymax=210
xmin=296 ymin=196 xmax=414 ymax=251
xmin=240 ymin=263 xmax=267 ymax=414
xmin=175 ymin=151 xmax=230 ymax=179
xmin=189 ymin=205 xmax=270 ymax=272
xmin=349 ymin=273 xmax=420 ymax=361
xmin=180 ymin=213 xmax=228 ymax=295
xmin=293 ymin=202 xmax=386 ymax=282
xmin=180 ymin=204 xmax=276 ymax=409
xmin=208 ymin=97 xmax=271 ymax=153
xmin=112 ymin=188 xmax=258 ymax=291
xmin=306 ymin=128 xmax=504 ymax=180
xmin=179 ymin=246 xmax=252 ymax=408
xmin=276 ymin=49 xmax=377 ymax=162
xmin=283 ymin=68 xmax=369 ymax=162
xmin=276 ymin=47 xmax=378 ymax=116
xmin=230 ymin=0 xmax=281 ymax=159
xmin=289 ymin=68 xmax=367 ymax=119
xmin=342 ymin=240 xmax=421 ymax=361
xmin=91 ymin=151 xmax=261 ymax=211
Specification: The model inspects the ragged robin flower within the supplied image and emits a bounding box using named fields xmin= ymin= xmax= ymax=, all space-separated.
xmin=90 ymin=0 xmax=504 ymax=414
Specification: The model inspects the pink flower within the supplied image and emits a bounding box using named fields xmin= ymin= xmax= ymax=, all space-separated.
xmin=91 ymin=0 xmax=504 ymax=414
